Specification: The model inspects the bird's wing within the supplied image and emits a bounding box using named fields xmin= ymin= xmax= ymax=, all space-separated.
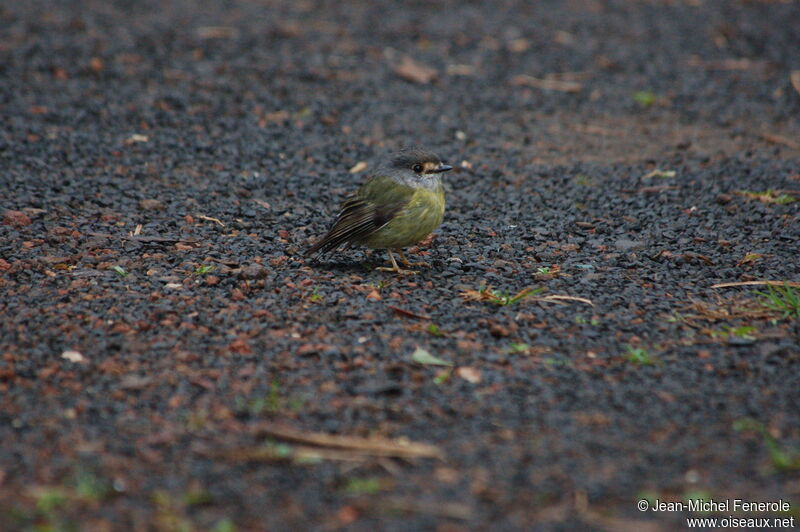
xmin=305 ymin=176 xmax=414 ymax=256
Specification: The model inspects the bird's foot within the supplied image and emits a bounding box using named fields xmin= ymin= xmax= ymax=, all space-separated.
xmin=397 ymin=250 xmax=429 ymax=268
xmin=375 ymin=266 xmax=417 ymax=275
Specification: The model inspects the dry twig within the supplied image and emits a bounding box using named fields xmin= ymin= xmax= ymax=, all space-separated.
xmin=711 ymin=281 xmax=800 ymax=289
xmin=510 ymin=75 xmax=583 ymax=93
xmin=253 ymin=424 xmax=443 ymax=459
xmin=198 ymin=215 xmax=225 ymax=227
xmin=388 ymin=306 xmax=432 ymax=321
xmin=535 ymin=295 xmax=594 ymax=306
xmin=759 ymin=133 xmax=800 ymax=150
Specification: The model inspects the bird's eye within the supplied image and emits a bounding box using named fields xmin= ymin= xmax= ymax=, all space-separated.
xmin=412 ymin=164 xmax=423 ymax=173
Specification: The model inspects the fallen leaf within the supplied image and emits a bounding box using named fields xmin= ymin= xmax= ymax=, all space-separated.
xmin=61 ymin=350 xmax=86 ymax=363
xmin=124 ymin=133 xmax=149 ymax=145
xmin=455 ymin=366 xmax=481 ymax=383
xmin=139 ymin=199 xmax=164 ymax=211
xmin=253 ymin=199 xmax=271 ymax=210
xmin=411 ymin=347 xmax=452 ymax=366
xmin=349 ymin=161 xmax=368 ymax=173
xmin=394 ymin=57 xmax=438 ymax=84
xmin=119 ymin=375 xmax=152 ymax=390
xmin=642 ymin=169 xmax=676 ymax=179
xmin=737 ymin=253 xmax=763 ymax=266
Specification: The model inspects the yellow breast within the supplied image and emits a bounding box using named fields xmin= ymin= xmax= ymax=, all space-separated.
xmin=363 ymin=186 xmax=445 ymax=249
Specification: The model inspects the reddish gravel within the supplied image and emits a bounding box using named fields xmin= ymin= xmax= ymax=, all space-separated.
xmin=1 ymin=1 xmax=799 ymax=531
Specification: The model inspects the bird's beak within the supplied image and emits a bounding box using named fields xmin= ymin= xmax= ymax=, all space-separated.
xmin=434 ymin=164 xmax=453 ymax=173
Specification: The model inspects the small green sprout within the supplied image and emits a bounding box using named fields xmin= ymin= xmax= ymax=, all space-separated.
xmin=213 ymin=518 xmax=238 ymax=532
xmin=772 ymin=194 xmax=794 ymax=205
xmin=309 ymin=286 xmax=324 ymax=303
xmin=112 ymin=265 xmax=128 ymax=277
xmin=666 ymin=313 xmax=686 ymax=323
xmin=575 ymin=315 xmax=599 ymax=326
xmin=234 ymin=381 xmax=305 ymax=416
xmin=266 ymin=380 xmax=282 ymax=412
xmin=73 ymin=469 xmax=109 ymax=501
xmin=735 ymin=418 xmax=800 ymax=472
xmin=736 ymin=190 xmax=795 ymax=205
xmin=342 ymin=477 xmax=382 ymax=495
xmin=194 ymin=264 xmax=215 ymax=275
xmin=264 ymin=441 xmax=295 ymax=460
xmin=426 ymin=323 xmax=445 ymax=337
xmin=709 ymin=325 xmax=756 ymax=340
xmin=756 ymin=284 xmax=800 ymax=318
xmin=726 ymin=325 xmax=757 ymax=340
xmin=633 ymin=90 xmax=657 ymax=108
xmin=294 ymin=107 xmax=312 ymax=120
xmin=509 ymin=343 xmax=530 ymax=353
xmin=35 ymin=488 xmax=68 ymax=513
xmin=480 ymin=285 xmax=543 ymax=306
xmin=433 ymin=368 xmax=452 ymax=385
xmin=368 ymin=279 xmax=387 ymax=291
xmin=625 ymin=345 xmax=655 ymax=366
xmin=184 ymin=488 xmax=212 ymax=507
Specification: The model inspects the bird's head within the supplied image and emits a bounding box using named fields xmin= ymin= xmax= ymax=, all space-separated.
xmin=388 ymin=149 xmax=452 ymax=187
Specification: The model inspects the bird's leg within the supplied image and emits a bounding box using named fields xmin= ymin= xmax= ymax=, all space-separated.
xmin=397 ymin=249 xmax=429 ymax=268
xmin=376 ymin=249 xmax=417 ymax=275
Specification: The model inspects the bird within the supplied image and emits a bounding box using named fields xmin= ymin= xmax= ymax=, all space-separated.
xmin=304 ymin=149 xmax=452 ymax=274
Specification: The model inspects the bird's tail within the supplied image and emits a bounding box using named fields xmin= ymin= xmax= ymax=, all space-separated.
xmin=303 ymin=239 xmax=325 ymax=257
xmin=304 ymin=233 xmax=348 ymax=257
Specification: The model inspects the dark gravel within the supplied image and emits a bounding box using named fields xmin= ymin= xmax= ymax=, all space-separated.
xmin=1 ymin=1 xmax=799 ymax=531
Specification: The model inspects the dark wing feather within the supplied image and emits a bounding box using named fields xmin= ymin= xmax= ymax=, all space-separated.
xmin=305 ymin=176 xmax=413 ymax=256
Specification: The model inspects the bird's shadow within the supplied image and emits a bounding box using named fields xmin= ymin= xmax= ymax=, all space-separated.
xmin=307 ymin=258 xmax=375 ymax=274
xmin=305 ymin=254 xmax=439 ymax=276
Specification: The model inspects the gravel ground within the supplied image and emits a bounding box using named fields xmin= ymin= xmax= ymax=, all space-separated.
xmin=1 ymin=1 xmax=799 ymax=531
